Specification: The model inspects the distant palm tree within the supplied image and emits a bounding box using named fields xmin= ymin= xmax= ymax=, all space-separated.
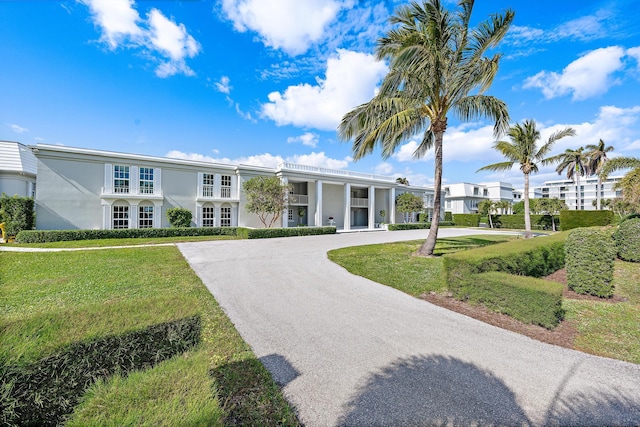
xmin=395 ymin=177 xmax=409 ymax=185
xmin=548 ymin=147 xmax=590 ymax=211
xmin=601 ymin=156 xmax=640 ymax=214
xmin=338 ymin=0 xmax=514 ymax=256
xmin=477 ymin=120 xmax=576 ymax=237
xmin=585 ymin=139 xmax=614 ymax=210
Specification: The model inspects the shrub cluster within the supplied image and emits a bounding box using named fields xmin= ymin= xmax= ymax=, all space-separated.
xmin=16 ymin=227 xmax=243 ymax=243
xmin=491 ymin=214 xmax=557 ymax=230
xmin=1 ymin=316 xmax=201 ymax=426
xmin=613 ymin=218 xmax=640 ymax=262
xmin=166 ymin=207 xmax=193 ymax=227
xmin=565 ymin=227 xmax=617 ymax=298
xmin=452 ymin=214 xmax=480 ymax=227
xmin=0 ymin=194 xmax=35 ymax=237
xmin=444 ymin=211 xmax=453 ymax=222
xmin=388 ymin=221 xmax=455 ymax=231
xmin=559 ymin=209 xmax=613 ymax=231
xmin=246 ymin=226 xmax=336 ymax=239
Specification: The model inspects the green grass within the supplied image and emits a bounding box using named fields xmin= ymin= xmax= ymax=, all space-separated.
xmin=0 ymin=247 xmax=299 ymax=425
xmin=328 ymin=235 xmax=517 ymax=296
xmin=13 ymin=234 xmax=240 ymax=248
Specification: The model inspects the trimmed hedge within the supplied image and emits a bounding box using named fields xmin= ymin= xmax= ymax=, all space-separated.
xmin=444 ymin=211 xmax=453 ymax=222
xmin=388 ymin=221 xmax=455 ymax=231
xmin=452 ymin=214 xmax=480 ymax=227
xmin=464 ymin=272 xmax=564 ymax=329
xmin=559 ymin=209 xmax=614 ymax=231
xmin=166 ymin=207 xmax=193 ymax=228
xmin=1 ymin=316 xmax=201 ymax=427
xmin=246 ymin=226 xmax=336 ymax=239
xmin=565 ymin=227 xmax=617 ymax=297
xmin=492 ymin=214 xmax=557 ymax=230
xmin=613 ymin=218 xmax=640 ymax=262
xmin=0 ymin=194 xmax=35 ymax=237
xmin=16 ymin=227 xmax=244 ymax=243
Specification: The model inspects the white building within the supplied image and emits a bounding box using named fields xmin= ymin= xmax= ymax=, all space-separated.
xmin=534 ymin=176 xmax=623 ymax=210
xmin=0 ymin=140 xmax=37 ymax=197
xmin=31 ymin=144 xmax=438 ymax=231
xmin=443 ymin=181 xmax=516 ymax=214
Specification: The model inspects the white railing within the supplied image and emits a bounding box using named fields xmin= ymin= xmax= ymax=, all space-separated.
xmin=221 ymin=187 xmax=231 ymax=198
xmin=289 ymin=194 xmax=309 ymax=204
xmin=101 ymin=187 xmax=163 ymax=197
xmin=351 ymin=197 xmax=369 ymax=207
xmin=279 ymin=162 xmax=395 ymax=182
xmin=202 ymin=184 xmax=215 ymax=198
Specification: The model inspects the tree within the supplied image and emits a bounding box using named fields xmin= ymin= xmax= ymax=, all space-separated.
xmin=166 ymin=207 xmax=192 ymax=228
xmin=244 ymin=176 xmax=292 ymax=228
xmin=512 ymin=200 xmax=524 ymax=214
xmin=536 ymin=197 xmax=566 ymax=231
xmin=478 ymin=199 xmax=496 ymax=228
xmin=600 ymin=156 xmax=640 ymax=214
xmin=585 ymin=139 xmax=614 ymax=210
xmin=395 ymin=177 xmax=409 ymax=185
xmin=396 ymin=192 xmax=424 ymax=223
xmin=548 ymin=147 xmax=589 ymax=211
xmin=477 ymin=120 xmax=576 ymax=238
xmin=496 ymin=200 xmax=512 ymax=214
xmin=338 ymin=0 xmax=514 ymax=256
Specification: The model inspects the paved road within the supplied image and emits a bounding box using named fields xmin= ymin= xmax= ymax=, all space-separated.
xmin=178 ymin=229 xmax=640 ymax=427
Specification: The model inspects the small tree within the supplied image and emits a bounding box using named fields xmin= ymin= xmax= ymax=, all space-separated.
xmin=396 ymin=192 xmax=424 ymax=223
xmin=478 ymin=199 xmax=496 ymax=228
xmin=536 ymin=198 xmax=566 ymax=231
xmin=244 ymin=176 xmax=292 ymax=228
xmin=379 ymin=209 xmax=386 ymax=223
xmin=166 ymin=207 xmax=192 ymax=227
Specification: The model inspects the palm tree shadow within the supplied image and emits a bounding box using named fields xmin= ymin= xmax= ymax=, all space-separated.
xmin=338 ymin=354 xmax=532 ymax=426
xmin=545 ymin=389 xmax=640 ymax=426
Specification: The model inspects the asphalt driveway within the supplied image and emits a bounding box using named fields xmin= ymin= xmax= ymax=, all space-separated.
xmin=178 ymin=229 xmax=640 ymax=426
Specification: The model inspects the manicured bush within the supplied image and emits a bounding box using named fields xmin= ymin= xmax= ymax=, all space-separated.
xmin=246 ymin=226 xmax=335 ymax=239
xmin=559 ymin=209 xmax=614 ymax=231
xmin=565 ymin=227 xmax=617 ymax=297
xmin=0 ymin=194 xmax=35 ymax=237
xmin=388 ymin=221 xmax=455 ymax=231
xmin=1 ymin=316 xmax=201 ymax=427
xmin=16 ymin=227 xmax=244 ymax=243
xmin=444 ymin=232 xmax=568 ymax=296
xmin=613 ymin=218 xmax=640 ymax=262
xmin=465 ymin=272 xmax=564 ymax=329
xmin=166 ymin=207 xmax=193 ymax=227
xmin=444 ymin=211 xmax=453 ymax=222
xmin=494 ymin=214 xmax=556 ymax=230
xmin=452 ymin=214 xmax=480 ymax=227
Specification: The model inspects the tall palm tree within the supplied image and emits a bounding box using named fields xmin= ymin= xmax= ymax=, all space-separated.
xmin=477 ymin=120 xmax=576 ymax=237
xmin=585 ymin=139 xmax=614 ymax=210
xmin=338 ymin=0 xmax=514 ymax=256
xmin=601 ymin=156 xmax=640 ymax=214
xmin=548 ymin=147 xmax=590 ymax=211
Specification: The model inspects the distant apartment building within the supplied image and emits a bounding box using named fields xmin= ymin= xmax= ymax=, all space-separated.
xmin=443 ymin=181 xmax=517 ymax=214
xmin=534 ymin=176 xmax=623 ymax=210
xmin=0 ymin=140 xmax=37 ymax=198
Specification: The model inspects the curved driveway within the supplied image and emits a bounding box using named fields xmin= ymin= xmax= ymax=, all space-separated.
xmin=178 ymin=229 xmax=640 ymax=426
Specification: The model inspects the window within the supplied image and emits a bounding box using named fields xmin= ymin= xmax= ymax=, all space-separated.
xmin=220 ymin=206 xmax=231 ymax=227
xmin=473 ymin=187 xmax=479 ymax=196
xmin=202 ymin=174 xmax=215 ymax=197
xmin=221 ymin=175 xmax=232 ymax=198
xmin=288 ymin=208 xmax=294 ymax=222
xmin=483 ymin=189 xmax=488 ymax=197
xmin=113 ymin=205 xmax=129 ymax=229
xmin=114 ymin=165 xmax=130 ymax=193
xmin=139 ymin=168 xmax=154 ymax=194
xmin=202 ymin=206 xmax=215 ymax=227
xmin=139 ymin=205 xmax=154 ymax=228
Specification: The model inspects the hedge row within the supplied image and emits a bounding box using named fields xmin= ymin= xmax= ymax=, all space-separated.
xmin=1 ymin=316 xmax=201 ymax=426
xmin=16 ymin=227 xmax=243 ymax=243
xmin=0 ymin=194 xmax=35 ymax=237
xmin=452 ymin=214 xmax=480 ymax=227
xmin=613 ymin=218 xmax=640 ymax=262
xmin=244 ymin=226 xmax=336 ymax=239
xmin=489 ymin=214 xmax=557 ymax=230
xmin=559 ymin=209 xmax=614 ymax=231
xmin=388 ymin=221 xmax=455 ymax=231
xmin=565 ymin=228 xmax=617 ymax=297
xmin=443 ymin=232 xmax=569 ymax=328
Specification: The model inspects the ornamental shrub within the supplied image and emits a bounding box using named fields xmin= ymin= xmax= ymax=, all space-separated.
xmin=444 ymin=211 xmax=453 ymax=222
xmin=388 ymin=221 xmax=455 ymax=231
xmin=559 ymin=210 xmax=614 ymax=231
xmin=612 ymin=218 xmax=640 ymax=262
xmin=0 ymin=194 xmax=35 ymax=237
xmin=565 ymin=227 xmax=617 ymax=297
xmin=166 ymin=207 xmax=193 ymax=228
xmin=246 ymin=226 xmax=335 ymax=239
xmin=452 ymin=214 xmax=480 ymax=227
xmin=16 ymin=227 xmax=244 ymax=243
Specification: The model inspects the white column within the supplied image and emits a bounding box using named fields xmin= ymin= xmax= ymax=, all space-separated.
xmin=368 ymin=185 xmax=375 ymax=229
xmin=102 ymin=203 xmax=112 ymax=229
xmin=282 ymin=177 xmax=289 ymax=228
xmin=231 ymin=205 xmax=238 ymax=226
xmin=214 ymin=204 xmax=221 ymax=227
xmin=389 ymin=187 xmax=396 ymax=224
xmin=344 ymin=183 xmax=351 ymax=231
xmin=129 ymin=202 xmax=139 ymax=228
xmin=315 ymin=180 xmax=323 ymax=226
xmin=195 ymin=202 xmax=203 ymax=227
xmin=104 ymin=164 xmax=113 ymax=194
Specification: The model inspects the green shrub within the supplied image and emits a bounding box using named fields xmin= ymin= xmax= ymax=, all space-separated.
xmin=444 ymin=232 xmax=568 ymax=296
xmin=613 ymin=218 xmax=640 ymax=262
xmin=388 ymin=221 xmax=455 ymax=231
xmin=0 ymin=194 xmax=35 ymax=237
xmin=452 ymin=214 xmax=480 ymax=227
xmin=465 ymin=272 xmax=564 ymax=329
xmin=565 ymin=227 xmax=617 ymax=297
xmin=444 ymin=211 xmax=453 ymax=222
xmin=559 ymin=210 xmax=613 ymax=231
xmin=494 ymin=214 xmax=556 ymax=230
xmin=246 ymin=226 xmax=335 ymax=239
xmin=166 ymin=207 xmax=193 ymax=227
xmin=16 ymin=227 xmax=245 ymax=243
xmin=1 ymin=316 xmax=201 ymax=426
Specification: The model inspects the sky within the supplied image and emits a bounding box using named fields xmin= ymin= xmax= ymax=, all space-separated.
xmin=2 ymin=0 xmax=640 ymax=190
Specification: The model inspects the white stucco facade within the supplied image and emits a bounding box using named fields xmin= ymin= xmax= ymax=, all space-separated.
xmin=443 ymin=181 xmax=516 ymax=214
xmin=534 ymin=176 xmax=623 ymax=210
xmin=0 ymin=140 xmax=37 ymax=198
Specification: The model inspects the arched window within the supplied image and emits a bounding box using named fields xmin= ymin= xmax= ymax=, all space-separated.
xmin=139 ymin=203 xmax=154 ymax=228
xmin=113 ymin=202 xmax=130 ymax=229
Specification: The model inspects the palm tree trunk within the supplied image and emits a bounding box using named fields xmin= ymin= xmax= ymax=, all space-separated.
xmin=576 ymin=173 xmax=581 ymax=210
xmin=596 ymin=175 xmax=602 ymax=210
xmin=419 ymin=131 xmax=444 ymax=256
xmin=523 ymin=173 xmax=532 ymax=238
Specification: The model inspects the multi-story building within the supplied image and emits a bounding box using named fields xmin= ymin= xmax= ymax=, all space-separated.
xmin=535 ymin=176 xmax=623 ymax=210
xmin=443 ymin=181 xmax=516 ymax=214
xmin=0 ymin=140 xmax=37 ymax=198
xmin=31 ymin=144 xmax=438 ymax=231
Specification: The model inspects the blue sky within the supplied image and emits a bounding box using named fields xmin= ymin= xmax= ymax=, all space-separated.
xmin=2 ymin=0 xmax=640 ymax=189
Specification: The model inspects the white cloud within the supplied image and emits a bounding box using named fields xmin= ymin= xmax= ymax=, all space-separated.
xmin=523 ymin=46 xmax=625 ymax=100
xmin=8 ymin=124 xmax=29 ymax=134
xmin=261 ymin=49 xmax=388 ymax=131
xmin=215 ymin=76 xmax=232 ymax=94
xmin=166 ymin=150 xmax=351 ymax=170
xmin=81 ymin=0 xmax=200 ymax=77
xmin=221 ymin=0 xmax=350 ymax=55
xmin=374 ymin=162 xmax=393 ymax=175
xmin=287 ymin=132 xmax=319 ymax=148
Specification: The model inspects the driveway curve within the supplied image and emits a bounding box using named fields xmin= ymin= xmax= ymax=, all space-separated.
xmin=178 ymin=229 xmax=640 ymax=426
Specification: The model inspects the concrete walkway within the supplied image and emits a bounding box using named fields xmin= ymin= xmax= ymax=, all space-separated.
xmin=179 ymin=229 xmax=640 ymax=427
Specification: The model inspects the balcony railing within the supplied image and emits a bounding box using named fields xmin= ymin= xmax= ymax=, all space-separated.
xmin=102 ymin=187 xmax=163 ymax=198
xmin=279 ymin=162 xmax=396 ymax=182
xmin=202 ymin=184 xmax=215 ymax=197
xmin=289 ymin=194 xmax=309 ymax=204
xmin=351 ymin=197 xmax=369 ymax=207
xmin=199 ymin=185 xmax=234 ymax=199
xmin=221 ymin=187 xmax=231 ymax=198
